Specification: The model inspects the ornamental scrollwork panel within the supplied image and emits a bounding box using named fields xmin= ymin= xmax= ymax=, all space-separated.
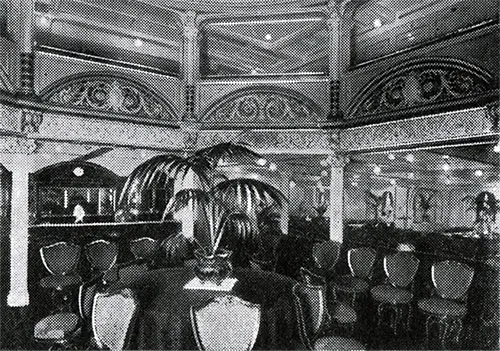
xmin=349 ymin=58 xmax=495 ymax=117
xmin=41 ymin=74 xmax=178 ymax=121
xmin=202 ymin=87 xmax=323 ymax=124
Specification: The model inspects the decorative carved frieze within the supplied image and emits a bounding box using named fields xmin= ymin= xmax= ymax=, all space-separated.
xmin=202 ymin=87 xmax=322 ymax=124
xmin=0 ymin=104 xmax=21 ymax=132
xmin=21 ymin=108 xmax=43 ymax=133
xmin=198 ymin=129 xmax=337 ymax=152
xmin=0 ymin=136 xmax=38 ymax=154
xmin=341 ymin=106 xmax=497 ymax=151
xmin=349 ymin=59 xmax=495 ymax=117
xmin=36 ymin=113 xmax=185 ymax=149
xmin=41 ymin=75 xmax=178 ymax=121
xmin=486 ymin=101 xmax=499 ymax=132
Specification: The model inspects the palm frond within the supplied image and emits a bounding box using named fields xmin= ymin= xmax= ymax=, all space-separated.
xmin=212 ymin=178 xmax=286 ymax=213
xmin=194 ymin=142 xmax=261 ymax=169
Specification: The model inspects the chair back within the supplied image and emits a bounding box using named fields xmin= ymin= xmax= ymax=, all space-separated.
xmin=312 ymin=241 xmax=341 ymax=272
xmin=292 ymin=283 xmax=329 ymax=350
xmin=348 ymin=247 xmax=376 ymax=279
xmin=129 ymin=237 xmax=158 ymax=260
xmin=384 ymin=252 xmax=420 ymax=288
xmin=85 ymin=240 xmax=118 ymax=272
xmin=40 ymin=242 xmax=80 ymax=275
xmin=299 ymin=267 xmax=326 ymax=286
xmin=92 ymin=288 xmax=138 ymax=351
xmin=191 ymin=295 xmax=261 ymax=351
xmin=432 ymin=260 xmax=474 ymax=300
xmin=118 ymin=263 xmax=149 ymax=284
xmin=78 ymin=275 xmax=102 ymax=320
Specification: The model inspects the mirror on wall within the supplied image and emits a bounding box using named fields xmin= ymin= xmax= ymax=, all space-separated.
xmin=344 ymin=140 xmax=500 ymax=237
xmin=31 ymin=161 xmax=121 ymax=224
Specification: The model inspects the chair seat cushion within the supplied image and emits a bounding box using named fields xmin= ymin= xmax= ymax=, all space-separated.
xmin=333 ymin=276 xmax=369 ymax=293
xmin=331 ymin=302 xmax=357 ymax=324
xmin=371 ymin=285 xmax=413 ymax=304
xmin=40 ymin=274 xmax=82 ymax=289
xmin=418 ymin=297 xmax=467 ymax=317
xmin=34 ymin=313 xmax=80 ymax=340
xmin=314 ymin=336 xmax=365 ymax=350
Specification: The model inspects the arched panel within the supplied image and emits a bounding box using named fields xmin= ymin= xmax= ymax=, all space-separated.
xmin=40 ymin=72 xmax=179 ymax=121
xmin=348 ymin=58 xmax=496 ymax=118
xmin=201 ymin=86 xmax=324 ymax=124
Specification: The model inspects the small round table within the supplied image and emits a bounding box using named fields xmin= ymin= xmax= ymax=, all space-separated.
xmin=109 ymin=267 xmax=299 ymax=350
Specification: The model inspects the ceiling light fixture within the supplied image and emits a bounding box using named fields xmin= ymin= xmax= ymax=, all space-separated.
xmin=387 ymin=153 xmax=395 ymax=160
xmin=408 ymin=172 xmax=415 ymax=179
xmin=268 ymin=163 xmax=277 ymax=172
xmin=390 ymin=179 xmax=396 ymax=185
xmin=73 ymin=167 xmax=84 ymax=177
xmin=474 ymin=169 xmax=483 ymax=177
xmin=405 ymin=153 xmax=415 ymax=163
xmin=494 ymin=140 xmax=500 ymax=153
xmin=442 ymin=162 xmax=451 ymax=172
xmin=321 ymin=170 xmax=328 ymax=177
xmin=407 ymin=32 xmax=415 ymax=41
xmin=373 ymin=18 xmax=382 ymax=28
xmin=445 ymin=177 xmax=452 ymax=185
xmin=264 ymin=34 xmax=272 ymax=41
xmin=133 ymin=38 xmax=143 ymax=47
xmin=39 ymin=15 xmax=50 ymax=27
xmin=351 ymin=181 xmax=358 ymax=187
xmin=373 ymin=165 xmax=381 ymax=175
xmin=256 ymin=158 xmax=267 ymax=166
xmin=289 ymin=180 xmax=296 ymax=189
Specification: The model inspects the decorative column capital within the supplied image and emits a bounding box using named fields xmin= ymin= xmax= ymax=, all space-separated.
xmin=328 ymin=153 xmax=349 ymax=168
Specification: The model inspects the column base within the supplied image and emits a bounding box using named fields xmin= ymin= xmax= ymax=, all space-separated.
xmin=7 ymin=290 xmax=30 ymax=307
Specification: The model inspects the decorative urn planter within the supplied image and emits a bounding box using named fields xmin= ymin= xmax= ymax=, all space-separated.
xmin=193 ymin=249 xmax=233 ymax=284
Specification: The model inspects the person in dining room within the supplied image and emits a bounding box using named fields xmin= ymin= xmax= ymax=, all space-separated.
xmin=72 ymin=196 xmax=87 ymax=224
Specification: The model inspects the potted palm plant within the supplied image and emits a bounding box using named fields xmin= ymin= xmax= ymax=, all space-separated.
xmin=117 ymin=143 xmax=286 ymax=282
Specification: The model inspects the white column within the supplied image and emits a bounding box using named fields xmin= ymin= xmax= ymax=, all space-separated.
xmin=7 ymin=153 xmax=30 ymax=307
xmin=279 ymin=173 xmax=290 ymax=235
xmin=328 ymin=154 xmax=348 ymax=243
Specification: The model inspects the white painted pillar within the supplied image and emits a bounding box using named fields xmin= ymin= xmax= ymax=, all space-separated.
xmin=279 ymin=173 xmax=290 ymax=235
xmin=328 ymin=154 xmax=348 ymax=243
xmin=7 ymin=153 xmax=30 ymax=306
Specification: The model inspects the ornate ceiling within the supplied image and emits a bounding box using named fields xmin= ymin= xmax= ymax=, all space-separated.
xmin=19 ymin=0 xmax=496 ymax=76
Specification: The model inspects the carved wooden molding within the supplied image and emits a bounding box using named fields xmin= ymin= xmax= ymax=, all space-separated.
xmin=36 ymin=113 xmax=185 ymax=149
xmin=348 ymin=58 xmax=496 ymax=118
xmin=0 ymin=136 xmax=38 ymax=154
xmin=201 ymin=86 xmax=324 ymax=124
xmin=198 ymin=129 xmax=338 ymax=153
xmin=341 ymin=106 xmax=497 ymax=152
xmin=0 ymin=63 xmax=14 ymax=93
xmin=40 ymin=73 xmax=179 ymax=122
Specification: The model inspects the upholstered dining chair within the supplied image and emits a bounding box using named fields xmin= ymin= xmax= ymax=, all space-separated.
xmin=418 ymin=260 xmax=474 ymax=349
xmin=129 ymin=237 xmax=159 ymax=260
xmin=296 ymin=273 xmax=358 ymax=337
xmin=92 ymin=288 xmax=139 ymax=351
xmin=292 ymin=283 xmax=365 ymax=350
xmin=332 ymin=247 xmax=377 ymax=307
xmin=34 ymin=312 xmax=81 ymax=350
xmin=312 ymin=241 xmax=341 ymax=277
xmin=85 ymin=240 xmax=119 ymax=279
xmin=370 ymin=252 xmax=420 ymax=335
xmin=39 ymin=241 xmax=82 ymax=311
xmin=191 ymin=295 xmax=261 ymax=351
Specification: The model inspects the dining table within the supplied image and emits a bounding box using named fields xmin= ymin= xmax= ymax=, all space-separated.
xmin=109 ymin=266 xmax=300 ymax=350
